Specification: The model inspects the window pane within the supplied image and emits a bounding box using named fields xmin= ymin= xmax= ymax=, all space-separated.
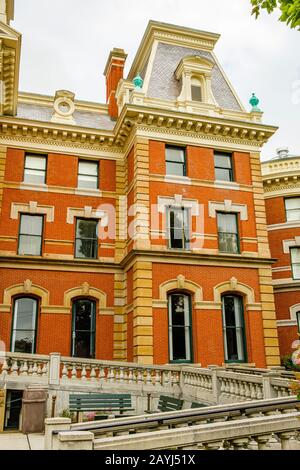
xmin=12 ymin=330 xmax=35 ymax=353
xmin=171 ymin=295 xmax=185 ymax=326
xmin=222 ymin=296 xmax=245 ymax=361
xmin=76 ymin=219 xmax=97 ymax=239
xmin=169 ymin=294 xmax=191 ymax=361
xmin=286 ymin=209 xmax=300 ymax=221
xmin=215 ymin=168 xmax=232 ymax=182
xmin=214 ymin=154 xmax=232 ymax=169
xmin=18 ymin=235 xmax=42 ymax=255
xmin=20 ymin=215 xmax=43 ymax=236
xmin=285 ymin=197 xmax=300 ymax=210
xmin=292 ymin=263 xmax=300 ymax=279
xmin=14 ymin=298 xmax=37 ymax=330
xmin=191 ymin=85 xmax=202 ymax=102
xmin=75 ymin=239 xmax=98 ymax=259
xmin=217 ymin=213 xmax=237 ymax=234
xmin=24 ymin=169 xmax=46 ymax=185
xmin=74 ymin=300 xmax=94 ymax=331
xmin=166 ymin=161 xmax=185 ymax=177
xmin=218 ymin=233 xmax=239 ymax=253
xmin=166 ymin=148 xmax=185 ymax=163
xmin=25 ymin=155 xmax=46 ymax=170
xmin=78 ymin=161 xmax=98 ymax=176
xmin=78 ymin=175 xmax=98 ymax=189
xmin=291 ymin=248 xmax=300 ymax=263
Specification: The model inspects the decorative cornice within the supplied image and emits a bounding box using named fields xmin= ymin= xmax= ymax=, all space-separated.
xmin=0 ymin=21 xmax=21 ymax=116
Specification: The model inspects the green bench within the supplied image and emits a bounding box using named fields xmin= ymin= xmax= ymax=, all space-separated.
xmin=69 ymin=393 xmax=133 ymax=421
xmin=147 ymin=395 xmax=183 ymax=413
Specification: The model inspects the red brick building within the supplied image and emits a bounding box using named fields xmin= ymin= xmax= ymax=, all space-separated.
xmin=262 ymin=148 xmax=300 ymax=357
xmin=0 ymin=9 xmax=281 ymax=367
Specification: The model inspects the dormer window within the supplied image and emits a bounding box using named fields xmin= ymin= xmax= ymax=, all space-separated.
xmin=175 ymin=55 xmax=216 ymax=106
xmin=191 ymin=77 xmax=202 ymax=102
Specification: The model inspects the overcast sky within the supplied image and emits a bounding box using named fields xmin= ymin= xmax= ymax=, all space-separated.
xmin=13 ymin=0 xmax=300 ymax=160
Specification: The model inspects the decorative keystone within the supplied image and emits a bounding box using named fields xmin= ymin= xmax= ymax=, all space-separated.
xmin=133 ymin=73 xmax=143 ymax=90
xmin=249 ymin=93 xmax=261 ymax=112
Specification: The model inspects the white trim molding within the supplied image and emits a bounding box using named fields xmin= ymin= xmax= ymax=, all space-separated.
xmin=208 ymin=199 xmax=248 ymax=220
xmin=157 ymin=194 xmax=199 ymax=216
xmin=268 ymin=221 xmax=300 ymax=232
xmin=282 ymin=237 xmax=300 ymax=254
xmin=10 ymin=201 xmax=55 ymax=222
xmin=67 ymin=206 xmax=108 ymax=225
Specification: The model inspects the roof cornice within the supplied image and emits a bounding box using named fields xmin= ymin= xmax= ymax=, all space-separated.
xmin=128 ymin=20 xmax=220 ymax=80
xmin=0 ymin=20 xmax=21 ymax=116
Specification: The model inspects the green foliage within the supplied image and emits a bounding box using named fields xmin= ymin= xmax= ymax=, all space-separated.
xmin=61 ymin=408 xmax=75 ymax=420
xmin=251 ymin=0 xmax=300 ymax=29
xmin=281 ymin=354 xmax=300 ymax=371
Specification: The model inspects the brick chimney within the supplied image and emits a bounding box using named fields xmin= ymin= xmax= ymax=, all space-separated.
xmin=104 ymin=48 xmax=127 ymax=120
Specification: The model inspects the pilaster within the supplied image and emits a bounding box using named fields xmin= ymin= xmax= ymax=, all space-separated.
xmin=0 ymin=146 xmax=7 ymax=216
xmin=113 ymin=271 xmax=127 ymax=360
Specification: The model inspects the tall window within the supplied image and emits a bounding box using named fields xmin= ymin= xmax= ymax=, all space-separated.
xmin=167 ymin=207 xmax=190 ymax=250
xmin=24 ymin=154 xmax=47 ymax=185
xmin=290 ymin=247 xmax=300 ymax=279
xmin=285 ymin=197 xmax=300 ymax=222
xmin=72 ymin=299 xmax=96 ymax=358
xmin=18 ymin=214 xmax=43 ymax=256
xmin=75 ymin=219 xmax=98 ymax=259
xmin=191 ymin=77 xmax=202 ymax=102
xmin=168 ymin=293 xmax=192 ymax=363
xmin=214 ymin=152 xmax=233 ymax=182
xmin=11 ymin=297 xmax=38 ymax=353
xmin=165 ymin=147 xmax=186 ymax=177
xmin=78 ymin=160 xmax=98 ymax=189
xmin=217 ymin=213 xmax=239 ymax=253
xmin=222 ymin=295 xmax=246 ymax=363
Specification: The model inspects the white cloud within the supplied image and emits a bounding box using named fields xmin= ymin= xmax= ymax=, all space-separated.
xmin=14 ymin=0 xmax=300 ymax=159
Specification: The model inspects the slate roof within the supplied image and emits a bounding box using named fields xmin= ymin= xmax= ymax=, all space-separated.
xmin=147 ymin=43 xmax=242 ymax=111
xmin=17 ymin=102 xmax=115 ymax=131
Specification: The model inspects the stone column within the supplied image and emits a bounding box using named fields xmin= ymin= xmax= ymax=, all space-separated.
xmin=49 ymin=353 xmax=61 ymax=386
xmin=54 ymin=431 xmax=94 ymax=451
xmin=113 ymin=272 xmax=127 ymax=360
xmin=44 ymin=417 xmax=71 ymax=450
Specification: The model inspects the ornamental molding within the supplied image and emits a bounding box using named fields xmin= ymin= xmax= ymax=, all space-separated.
xmin=277 ymin=303 xmax=300 ymax=326
xmin=66 ymin=206 xmax=108 ymax=225
xmin=10 ymin=201 xmax=55 ymax=222
xmin=208 ymin=200 xmax=248 ymax=220
xmin=282 ymin=237 xmax=300 ymax=254
xmin=0 ymin=22 xmax=21 ymax=116
xmin=157 ymin=194 xmax=200 ymax=216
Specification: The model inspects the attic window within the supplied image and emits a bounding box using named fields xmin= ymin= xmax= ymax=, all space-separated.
xmin=191 ymin=78 xmax=202 ymax=102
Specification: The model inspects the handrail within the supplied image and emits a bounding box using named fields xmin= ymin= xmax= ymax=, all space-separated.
xmin=53 ymin=396 xmax=299 ymax=436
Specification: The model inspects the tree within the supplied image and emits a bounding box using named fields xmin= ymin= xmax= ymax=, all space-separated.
xmin=251 ymin=0 xmax=300 ymax=30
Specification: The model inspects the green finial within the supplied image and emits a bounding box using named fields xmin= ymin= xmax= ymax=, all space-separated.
xmin=249 ymin=93 xmax=261 ymax=112
xmin=133 ymin=73 xmax=143 ymax=90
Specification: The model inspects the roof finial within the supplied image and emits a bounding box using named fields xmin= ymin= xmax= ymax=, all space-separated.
xmin=249 ymin=93 xmax=261 ymax=112
xmin=133 ymin=73 xmax=143 ymax=90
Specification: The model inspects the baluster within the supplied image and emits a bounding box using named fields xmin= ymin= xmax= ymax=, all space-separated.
xmin=224 ymin=378 xmax=230 ymax=395
xmin=127 ymin=368 xmax=133 ymax=383
xmin=90 ymin=366 xmax=96 ymax=382
xmin=108 ymin=367 xmax=114 ymax=383
xmin=32 ymin=362 xmax=38 ymax=376
xmin=81 ymin=365 xmax=87 ymax=380
xmin=145 ymin=369 xmax=152 ymax=385
xmin=11 ymin=360 xmax=19 ymax=375
xmin=119 ymin=367 xmax=124 ymax=383
xmin=229 ymin=379 xmax=235 ymax=396
xmin=231 ymin=437 xmax=250 ymax=450
xmin=255 ymin=383 xmax=263 ymax=399
xmin=244 ymin=382 xmax=251 ymax=399
xmin=164 ymin=371 xmax=170 ymax=386
xmin=278 ymin=432 xmax=296 ymax=450
xmin=250 ymin=383 xmax=257 ymax=399
xmin=114 ymin=368 xmax=120 ymax=383
xmin=42 ymin=362 xmax=48 ymax=376
xmin=37 ymin=363 xmax=42 ymax=376
xmin=154 ymin=370 xmax=161 ymax=386
xmin=254 ymin=435 xmax=271 ymax=450
xmin=1 ymin=359 xmax=9 ymax=377
xmin=28 ymin=362 xmax=33 ymax=375
xmin=234 ymin=379 xmax=240 ymax=396
xmin=71 ymin=364 xmax=77 ymax=380
xmin=220 ymin=378 xmax=226 ymax=394
xmin=99 ymin=366 xmax=105 ymax=382
xmin=61 ymin=362 xmax=68 ymax=379
xmin=137 ymin=369 xmax=143 ymax=384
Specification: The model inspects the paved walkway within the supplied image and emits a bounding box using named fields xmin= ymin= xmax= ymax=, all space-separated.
xmin=0 ymin=432 xmax=44 ymax=450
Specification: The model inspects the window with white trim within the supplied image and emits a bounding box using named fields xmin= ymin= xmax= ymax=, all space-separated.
xmin=290 ymin=247 xmax=300 ymax=279
xmin=168 ymin=293 xmax=192 ymax=363
xmin=217 ymin=212 xmax=239 ymax=254
xmin=191 ymin=77 xmax=202 ymax=102
xmin=285 ymin=197 xmax=300 ymax=222
xmin=214 ymin=152 xmax=234 ymax=182
xmin=11 ymin=297 xmax=38 ymax=353
xmin=167 ymin=207 xmax=190 ymax=250
xmin=165 ymin=147 xmax=186 ymax=177
xmin=75 ymin=218 xmax=98 ymax=259
xmin=222 ymin=295 xmax=246 ymax=362
xmin=18 ymin=214 xmax=43 ymax=256
xmin=24 ymin=154 xmax=47 ymax=185
xmin=78 ymin=160 xmax=99 ymax=189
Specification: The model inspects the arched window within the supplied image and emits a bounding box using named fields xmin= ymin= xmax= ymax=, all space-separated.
xmin=222 ymin=295 xmax=246 ymax=362
xmin=11 ymin=297 xmax=38 ymax=353
xmin=168 ymin=293 xmax=192 ymax=363
xmin=191 ymin=77 xmax=202 ymax=102
xmin=71 ymin=299 xmax=96 ymax=359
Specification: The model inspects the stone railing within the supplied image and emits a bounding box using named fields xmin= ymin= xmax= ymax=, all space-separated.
xmin=0 ymin=352 xmax=296 ymax=414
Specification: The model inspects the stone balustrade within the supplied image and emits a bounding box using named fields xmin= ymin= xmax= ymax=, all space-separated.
xmin=0 ymin=351 xmax=296 ymax=414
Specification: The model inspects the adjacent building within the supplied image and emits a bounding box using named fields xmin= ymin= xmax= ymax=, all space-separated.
xmin=0 ymin=1 xmax=281 ymax=368
xmin=262 ymin=148 xmax=300 ymax=356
